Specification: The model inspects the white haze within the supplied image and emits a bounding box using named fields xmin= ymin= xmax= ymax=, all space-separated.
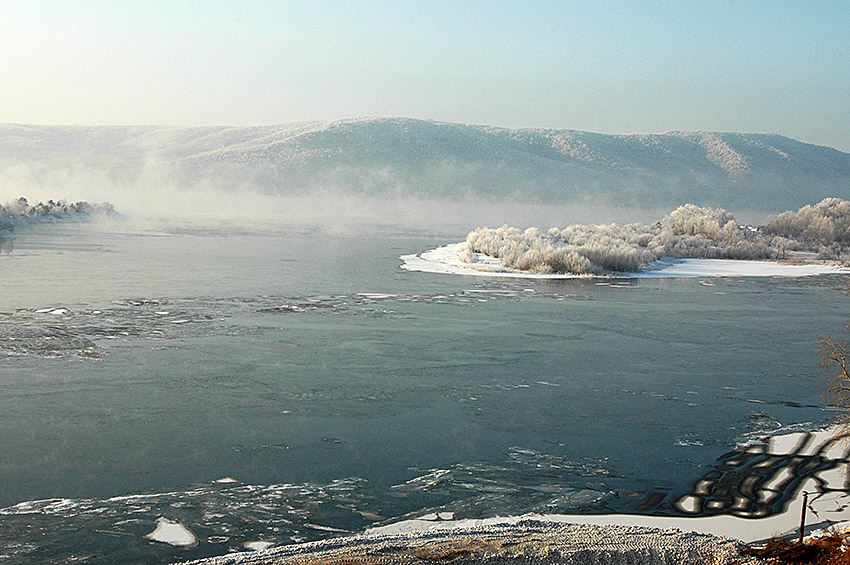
xmin=0 ymin=118 xmax=850 ymax=236
xmin=1 ymin=119 xmax=849 ymax=235
xmin=0 ymin=159 xmax=670 ymax=237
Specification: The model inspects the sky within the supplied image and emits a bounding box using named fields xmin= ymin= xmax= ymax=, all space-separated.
xmin=1 ymin=0 xmax=848 ymax=151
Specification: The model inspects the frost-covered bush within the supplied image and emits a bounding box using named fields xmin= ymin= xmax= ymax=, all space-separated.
xmin=464 ymin=222 xmax=651 ymax=275
xmin=818 ymin=242 xmax=843 ymax=261
xmin=556 ymin=222 xmax=659 ymax=271
xmin=460 ymin=202 xmax=785 ymax=275
xmin=654 ymin=204 xmax=773 ymax=260
xmin=764 ymin=198 xmax=850 ymax=247
xmin=661 ymin=204 xmax=736 ymax=240
xmin=464 ymin=225 xmax=595 ymax=274
xmin=769 ymin=235 xmax=803 ymax=253
xmin=662 ymin=204 xmax=769 ymax=258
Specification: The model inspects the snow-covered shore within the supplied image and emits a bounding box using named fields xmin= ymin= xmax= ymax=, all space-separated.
xmin=401 ymin=242 xmax=850 ymax=278
xmin=367 ymin=428 xmax=849 ymax=544
xmin=184 ymin=426 xmax=849 ymax=564
xmin=183 ymin=521 xmax=757 ymax=564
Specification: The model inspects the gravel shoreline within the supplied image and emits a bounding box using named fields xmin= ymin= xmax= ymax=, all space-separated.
xmin=182 ymin=520 xmax=761 ymax=564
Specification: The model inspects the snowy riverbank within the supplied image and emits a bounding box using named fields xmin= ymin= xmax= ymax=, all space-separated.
xmin=366 ymin=426 xmax=850 ymax=543
xmin=401 ymin=242 xmax=850 ymax=278
xmin=183 ymin=521 xmax=757 ymax=564
xmin=184 ymin=425 xmax=850 ymax=564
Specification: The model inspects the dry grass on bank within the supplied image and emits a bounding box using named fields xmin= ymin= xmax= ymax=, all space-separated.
xmin=742 ymin=534 xmax=850 ymax=564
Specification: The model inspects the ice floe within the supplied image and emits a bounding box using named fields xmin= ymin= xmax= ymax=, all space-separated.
xmin=242 ymin=540 xmax=275 ymax=551
xmin=144 ymin=517 xmax=198 ymax=547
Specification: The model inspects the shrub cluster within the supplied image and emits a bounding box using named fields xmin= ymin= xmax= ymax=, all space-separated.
xmin=462 ymin=199 xmax=849 ymax=275
xmin=763 ymin=198 xmax=850 ymax=259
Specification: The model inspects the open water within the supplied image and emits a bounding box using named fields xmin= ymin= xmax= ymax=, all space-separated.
xmin=0 ymin=221 xmax=846 ymax=563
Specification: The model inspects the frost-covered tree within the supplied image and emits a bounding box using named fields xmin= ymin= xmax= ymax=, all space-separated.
xmin=765 ymin=198 xmax=850 ymax=247
xmin=460 ymin=202 xmax=778 ymax=275
xmin=821 ymin=332 xmax=850 ymax=443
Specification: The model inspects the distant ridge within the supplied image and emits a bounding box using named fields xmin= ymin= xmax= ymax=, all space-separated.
xmin=1 ymin=118 xmax=848 ymax=213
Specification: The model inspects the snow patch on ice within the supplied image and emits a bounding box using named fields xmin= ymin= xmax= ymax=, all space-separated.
xmin=243 ymin=540 xmax=275 ymax=551
xmin=143 ymin=517 xmax=198 ymax=547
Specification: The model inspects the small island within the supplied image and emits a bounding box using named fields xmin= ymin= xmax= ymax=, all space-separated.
xmin=404 ymin=199 xmax=850 ymax=279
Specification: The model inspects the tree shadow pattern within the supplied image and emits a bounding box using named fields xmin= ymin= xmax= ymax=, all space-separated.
xmin=631 ymin=431 xmax=850 ymax=519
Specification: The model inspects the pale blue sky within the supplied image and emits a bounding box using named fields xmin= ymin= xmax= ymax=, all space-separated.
xmin=1 ymin=1 xmax=848 ymax=150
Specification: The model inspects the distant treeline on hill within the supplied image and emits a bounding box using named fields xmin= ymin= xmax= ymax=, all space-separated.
xmin=0 ymin=197 xmax=117 ymax=228
xmin=460 ymin=198 xmax=850 ymax=275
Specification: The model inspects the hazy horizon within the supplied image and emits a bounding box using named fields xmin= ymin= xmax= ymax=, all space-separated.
xmin=1 ymin=1 xmax=847 ymax=152
xmin=2 ymin=121 xmax=847 ymax=231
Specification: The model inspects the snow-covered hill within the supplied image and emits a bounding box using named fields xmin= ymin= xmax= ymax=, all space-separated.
xmin=1 ymin=118 xmax=848 ymax=214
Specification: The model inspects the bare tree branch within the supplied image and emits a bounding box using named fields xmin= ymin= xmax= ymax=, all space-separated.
xmin=821 ymin=335 xmax=850 ymax=440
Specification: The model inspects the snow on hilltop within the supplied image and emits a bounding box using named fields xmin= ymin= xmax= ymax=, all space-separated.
xmin=1 ymin=118 xmax=849 ymax=213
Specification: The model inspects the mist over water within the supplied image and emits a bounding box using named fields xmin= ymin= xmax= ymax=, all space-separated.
xmin=3 ymin=119 xmax=848 ymax=231
xmin=0 ymin=172 xmax=668 ymax=237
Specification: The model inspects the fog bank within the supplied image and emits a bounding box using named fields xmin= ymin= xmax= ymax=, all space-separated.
xmin=2 ymin=119 xmax=850 ymax=233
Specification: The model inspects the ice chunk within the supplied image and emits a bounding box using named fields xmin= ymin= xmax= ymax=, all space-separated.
xmin=144 ymin=518 xmax=197 ymax=547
